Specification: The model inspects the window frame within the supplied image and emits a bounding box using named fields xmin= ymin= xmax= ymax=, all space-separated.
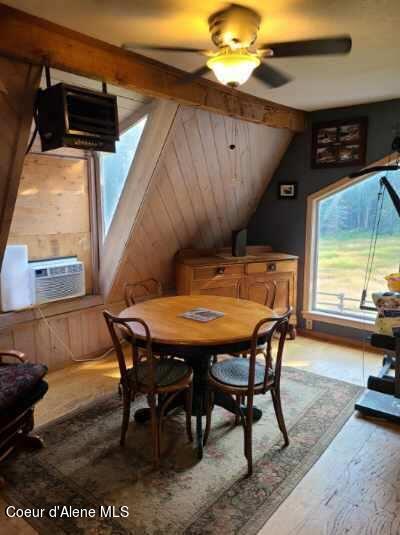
xmin=97 ymin=99 xmax=178 ymax=301
xmin=0 ymin=102 xmax=155 ymax=317
xmin=95 ymin=104 xmax=151 ymax=249
xmin=0 ymin=148 xmax=102 ymax=318
xmin=303 ymin=153 xmax=398 ymax=331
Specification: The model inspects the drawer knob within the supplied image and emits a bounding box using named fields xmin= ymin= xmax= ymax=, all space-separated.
xmin=216 ymin=267 xmax=225 ymax=275
xmin=267 ymin=263 xmax=276 ymax=272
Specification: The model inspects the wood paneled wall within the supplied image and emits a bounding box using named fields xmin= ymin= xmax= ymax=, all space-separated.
xmin=0 ymin=96 xmax=292 ymax=370
xmin=0 ymin=56 xmax=110 ymax=370
xmin=0 ymin=301 xmax=123 ymax=370
xmin=108 ymin=105 xmax=293 ymax=301
xmin=7 ymin=153 xmax=93 ymax=292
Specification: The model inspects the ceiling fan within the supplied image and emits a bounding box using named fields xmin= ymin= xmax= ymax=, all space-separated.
xmin=123 ymin=3 xmax=352 ymax=89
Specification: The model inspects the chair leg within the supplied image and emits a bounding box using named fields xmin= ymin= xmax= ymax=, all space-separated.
xmin=235 ymin=395 xmax=241 ymax=425
xmin=120 ymin=387 xmax=132 ymax=446
xmin=244 ymin=396 xmax=254 ymax=476
xmin=148 ymin=394 xmax=160 ymax=468
xmin=271 ymin=388 xmax=289 ymax=447
xmin=185 ymin=384 xmax=193 ymax=442
xmin=203 ymin=390 xmax=214 ymax=446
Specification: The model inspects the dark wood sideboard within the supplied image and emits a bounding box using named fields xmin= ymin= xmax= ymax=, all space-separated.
xmin=175 ymin=246 xmax=298 ymax=339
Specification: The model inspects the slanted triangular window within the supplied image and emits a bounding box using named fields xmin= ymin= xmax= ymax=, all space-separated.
xmin=100 ymin=115 xmax=147 ymax=236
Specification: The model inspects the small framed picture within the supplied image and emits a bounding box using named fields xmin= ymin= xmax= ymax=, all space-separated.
xmin=311 ymin=117 xmax=368 ymax=168
xmin=278 ymin=182 xmax=297 ymax=199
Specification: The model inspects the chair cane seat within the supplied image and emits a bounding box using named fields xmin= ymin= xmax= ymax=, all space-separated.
xmin=210 ymin=358 xmax=271 ymax=388
xmin=130 ymin=359 xmax=191 ymax=388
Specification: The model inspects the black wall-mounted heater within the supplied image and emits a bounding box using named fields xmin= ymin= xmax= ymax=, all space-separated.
xmin=37 ymin=83 xmax=119 ymax=153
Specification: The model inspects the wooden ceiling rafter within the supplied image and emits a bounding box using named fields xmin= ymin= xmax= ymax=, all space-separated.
xmin=0 ymin=3 xmax=306 ymax=132
xmin=0 ymin=56 xmax=42 ymax=270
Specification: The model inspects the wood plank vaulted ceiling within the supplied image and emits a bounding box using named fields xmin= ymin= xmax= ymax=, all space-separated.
xmin=4 ymin=0 xmax=400 ymax=111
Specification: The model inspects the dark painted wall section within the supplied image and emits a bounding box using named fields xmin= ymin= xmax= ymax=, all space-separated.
xmin=248 ymin=98 xmax=400 ymax=341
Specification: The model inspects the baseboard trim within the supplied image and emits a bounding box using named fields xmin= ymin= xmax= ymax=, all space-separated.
xmin=297 ymin=328 xmax=384 ymax=354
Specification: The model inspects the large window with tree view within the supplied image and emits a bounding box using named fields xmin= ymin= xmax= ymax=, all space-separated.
xmin=313 ymin=171 xmax=400 ymax=320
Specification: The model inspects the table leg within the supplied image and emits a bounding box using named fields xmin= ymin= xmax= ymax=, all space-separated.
xmin=213 ymin=390 xmax=263 ymax=422
xmin=132 ymin=353 xmax=262 ymax=454
xmin=185 ymin=354 xmax=212 ymax=459
xmin=134 ymin=407 xmax=151 ymax=424
xmin=133 ymin=366 xmax=262 ymax=426
xmin=133 ymin=355 xmax=211 ymax=463
xmin=196 ymin=412 xmax=203 ymax=459
xmin=133 ymin=393 xmax=183 ymax=424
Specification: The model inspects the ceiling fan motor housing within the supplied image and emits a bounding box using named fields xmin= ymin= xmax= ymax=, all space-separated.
xmin=208 ymin=5 xmax=261 ymax=49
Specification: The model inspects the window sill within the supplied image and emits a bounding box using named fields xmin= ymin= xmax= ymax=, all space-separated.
xmin=0 ymin=294 xmax=104 ymax=330
xmin=302 ymin=310 xmax=375 ymax=332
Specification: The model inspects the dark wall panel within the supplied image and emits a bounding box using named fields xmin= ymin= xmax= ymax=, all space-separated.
xmin=248 ymin=98 xmax=400 ymax=340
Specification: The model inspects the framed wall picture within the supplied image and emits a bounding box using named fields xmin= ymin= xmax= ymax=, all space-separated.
xmin=311 ymin=117 xmax=368 ymax=168
xmin=278 ymin=182 xmax=297 ymax=199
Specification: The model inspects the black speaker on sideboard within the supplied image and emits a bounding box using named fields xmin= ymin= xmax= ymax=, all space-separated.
xmin=232 ymin=228 xmax=247 ymax=257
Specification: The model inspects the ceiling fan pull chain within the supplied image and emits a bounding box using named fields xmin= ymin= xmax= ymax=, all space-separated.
xmin=235 ymin=120 xmax=240 ymax=182
xmin=229 ymin=117 xmax=239 ymax=183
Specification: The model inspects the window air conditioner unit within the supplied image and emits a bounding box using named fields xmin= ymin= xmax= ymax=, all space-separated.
xmin=30 ymin=257 xmax=85 ymax=305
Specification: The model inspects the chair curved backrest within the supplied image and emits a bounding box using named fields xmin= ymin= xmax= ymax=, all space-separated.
xmin=103 ymin=311 xmax=157 ymax=390
xmin=240 ymin=279 xmax=277 ymax=309
xmin=124 ymin=279 xmax=163 ymax=307
xmin=248 ymin=308 xmax=292 ymax=395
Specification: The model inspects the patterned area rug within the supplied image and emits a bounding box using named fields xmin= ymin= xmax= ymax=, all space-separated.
xmin=3 ymin=367 xmax=362 ymax=534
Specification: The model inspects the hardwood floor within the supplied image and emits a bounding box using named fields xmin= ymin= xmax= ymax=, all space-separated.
xmin=259 ymin=336 xmax=400 ymax=535
xmin=1 ymin=335 xmax=399 ymax=535
xmin=259 ymin=415 xmax=400 ymax=535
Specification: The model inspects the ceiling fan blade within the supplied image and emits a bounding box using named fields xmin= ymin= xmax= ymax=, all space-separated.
xmin=259 ymin=36 xmax=352 ymax=58
xmin=253 ymin=62 xmax=292 ymax=88
xmin=177 ymin=65 xmax=211 ymax=84
xmin=122 ymin=43 xmax=207 ymax=54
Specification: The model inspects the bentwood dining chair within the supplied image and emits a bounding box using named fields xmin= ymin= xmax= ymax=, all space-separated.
xmin=230 ymin=280 xmax=277 ymax=362
xmin=124 ymin=279 xmax=163 ymax=307
xmin=124 ymin=279 xmax=166 ymax=369
xmin=245 ymin=279 xmax=277 ymax=310
xmin=103 ymin=311 xmax=193 ymax=468
xmin=204 ymin=309 xmax=291 ymax=476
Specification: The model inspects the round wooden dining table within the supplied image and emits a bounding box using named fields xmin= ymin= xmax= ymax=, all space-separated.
xmin=119 ymin=294 xmax=276 ymax=459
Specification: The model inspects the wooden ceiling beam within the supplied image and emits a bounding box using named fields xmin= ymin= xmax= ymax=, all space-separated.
xmin=0 ymin=3 xmax=305 ymax=132
xmin=0 ymin=56 xmax=41 ymax=270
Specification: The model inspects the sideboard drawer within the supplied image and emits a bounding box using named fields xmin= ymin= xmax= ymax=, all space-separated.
xmin=246 ymin=260 xmax=297 ymax=274
xmin=193 ymin=264 xmax=244 ymax=280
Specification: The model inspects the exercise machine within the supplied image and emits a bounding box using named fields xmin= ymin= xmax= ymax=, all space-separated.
xmin=351 ymin=139 xmax=400 ymax=422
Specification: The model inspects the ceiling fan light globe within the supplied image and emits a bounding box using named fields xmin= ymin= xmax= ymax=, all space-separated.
xmin=206 ymin=52 xmax=260 ymax=87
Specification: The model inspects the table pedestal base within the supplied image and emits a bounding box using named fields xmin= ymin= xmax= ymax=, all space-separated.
xmin=132 ymin=349 xmax=265 ymax=460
